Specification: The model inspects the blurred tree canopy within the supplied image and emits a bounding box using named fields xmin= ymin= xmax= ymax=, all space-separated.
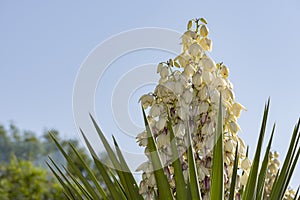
xmin=0 ymin=155 xmax=65 ymax=200
xmin=0 ymin=123 xmax=108 ymax=199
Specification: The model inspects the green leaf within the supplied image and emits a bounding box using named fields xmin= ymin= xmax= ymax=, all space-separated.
xmin=46 ymin=159 xmax=82 ymax=200
xmin=48 ymin=156 xmax=86 ymax=199
xmin=210 ymin=95 xmax=224 ymax=200
xmin=142 ymin=107 xmax=173 ymax=200
xmin=256 ymin=123 xmax=276 ymax=200
xmin=69 ymin=143 xmax=109 ymax=199
xmin=187 ymin=122 xmax=202 ymax=200
xmin=242 ymin=99 xmax=270 ymax=200
xmin=89 ymin=114 xmax=134 ymax=199
xmin=112 ymin=136 xmax=143 ymax=200
xmin=63 ymin=166 xmax=94 ymax=200
xmin=167 ymin=112 xmax=188 ymax=200
xmin=49 ymin=134 xmax=102 ymax=200
xmin=283 ymin=124 xmax=300 ymax=194
xmin=93 ymin=156 xmax=126 ymax=200
xmin=229 ymin=143 xmax=239 ymax=200
xmin=283 ymin=146 xmax=300 ymax=197
xmin=294 ymin=186 xmax=299 ymax=200
xmin=270 ymin=118 xmax=300 ymax=199
xmin=80 ymin=130 xmax=126 ymax=200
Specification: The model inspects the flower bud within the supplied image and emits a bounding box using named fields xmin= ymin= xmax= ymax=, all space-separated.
xmin=157 ymin=63 xmax=163 ymax=73
xmin=220 ymin=65 xmax=229 ymax=78
xmin=200 ymin=25 xmax=209 ymax=37
xmin=160 ymin=66 xmax=169 ymax=79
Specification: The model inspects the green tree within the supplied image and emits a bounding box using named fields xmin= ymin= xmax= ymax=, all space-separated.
xmin=0 ymin=155 xmax=65 ymax=200
xmin=0 ymin=123 xmax=110 ymax=198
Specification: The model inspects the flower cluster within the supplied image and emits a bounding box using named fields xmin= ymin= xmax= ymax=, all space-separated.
xmin=136 ymin=19 xmax=295 ymax=200
xmin=264 ymin=151 xmax=280 ymax=198
xmin=264 ymin=151 xmax=297 ymax=200
xmin=136 ymin=18 xmax=248 ymax=199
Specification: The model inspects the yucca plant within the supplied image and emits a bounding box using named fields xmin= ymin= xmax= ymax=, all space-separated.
xmin=48 ymin=19 xmax=299 ymax=200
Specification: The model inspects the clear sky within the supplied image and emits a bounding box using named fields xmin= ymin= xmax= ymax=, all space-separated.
xmin=1 ymin=0 xmax=299 ymax=187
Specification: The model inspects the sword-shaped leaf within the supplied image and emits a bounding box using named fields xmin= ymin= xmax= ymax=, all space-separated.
xmin=210 ymin=96 xmax=224 ymax=200
xmin=142 ymin=107 xmax=173 ymax=200
xmin=167 ymin=112 xmax=188 ymax=199
xmin=242 ymin=100 xmax=270 ymax=200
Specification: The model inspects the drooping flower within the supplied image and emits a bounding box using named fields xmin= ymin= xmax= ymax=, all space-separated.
xmin=137 ymin=19 xmax=251 ymax=199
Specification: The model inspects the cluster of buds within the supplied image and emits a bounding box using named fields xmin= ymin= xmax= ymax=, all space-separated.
xmin=264 ymin=151 xmax=280 ymax=197
xmin=264 ymin=151 xmax=297 ymax=200
xmin=284 ymin=188 xmax=297 ymax=200
xmin=135 ymin=19 xmax=296 ymax=199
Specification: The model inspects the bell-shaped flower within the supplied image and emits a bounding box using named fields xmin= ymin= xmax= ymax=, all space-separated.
xmin=157 ymin=133 xmax=170 ymax=149
xmin=202 ymin=70 xmax=213 ymax=84
xmin=136 ymin=130 xmax=148 ymax=147
xmin=183 ymin=89 xmax=193 ymax=104
xmin=136 ymin=161 xmax=151 ymax=172
xmin=229 ymin=121 xmax=241 ymax=134
xmin=148 ymin=173 xmax=156 ymax=187
xmin=183 ymin=64 xmax=197 ymax=78
xmin=197 ymin=164 xmax=210 ymax=181
xmin=192 ymin=72 xmax=203 ymax=89
xmin=174 ymin=121 xmax=185 ymax=137
xmin=231 ymin=102 xmax=247 ymax=118
xmin=182 ymin=30 xmax=196 ymax=45
xmin=199 ymin=101 xmax=209 ymax=114
xmin=139 ymin=94 xmax=155 ymax=109
xmin=200 ymin=56 xmax=216 ymax=72
xmin=188 ymin=42 xmax=203 ymax=58
xmin=237 ymin=136 xmax=246 ymax=156
xmin=199 ymin=37 xmax=213 ymax=52
xmin=212 ymin=77 xmax=227 ymax=89
xmin=240 ymin=171 xmax=249 ymax=186
xmin=210 ymin=88 xmax=220 ymax=104
xmin=178 ymin=105 xmax=189 ymax=121
xmin=149 ymin=104 xmax=162 ymax=117
xmin=199 ymin=85 xmax=208 ymax=100
xmin=225 ymin=139 xmax=236 ymax=153
xmin=156 ymin=115 xmax=167 ymax=131
xmin=175 ymin=52 xmax=191 ymax=68
xmin=241 ymin=157 xmax=251 ymax=171
xmin=174 ymin=81 xmax=184 ymax=95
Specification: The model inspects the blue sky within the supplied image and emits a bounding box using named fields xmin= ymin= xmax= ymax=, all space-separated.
xmin=1 ymin=0 xmax=299 ymax=186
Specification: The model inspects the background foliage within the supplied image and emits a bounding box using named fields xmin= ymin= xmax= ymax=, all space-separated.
xmin=0 ymin=123 xmax=108 ymax=200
